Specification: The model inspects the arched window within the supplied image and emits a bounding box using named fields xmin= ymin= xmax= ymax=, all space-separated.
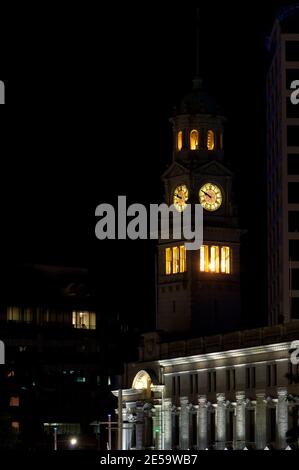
xmin=177 ymin=131 xmax=183 ymax=151
xmin=190 ymin=130 xmax=199 ymax=150
xmin=207 ymin=130 xmax=215 ymax=150
xmin=220 ymin=132 xmax=223 ymax=150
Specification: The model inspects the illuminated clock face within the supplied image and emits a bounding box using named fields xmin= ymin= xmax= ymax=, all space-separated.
xmin=173 ymin=184 xmax=189 ymax=212
xmin=199 ymin=183 xmax=222 ymax=212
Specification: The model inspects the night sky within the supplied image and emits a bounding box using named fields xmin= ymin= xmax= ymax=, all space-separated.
xmin=0 ymin=2 xmax=296 ymax=332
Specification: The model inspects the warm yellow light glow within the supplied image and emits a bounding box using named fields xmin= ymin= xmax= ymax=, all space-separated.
xmin=166 ymin=246 xmax=187 ymax=275
xmin=207 ymin=130 xmax=215 ymax=150
xmin=173 ymin=247 xmax=179 ymax=274
xmin=10 ymin=397 xmax=19 ymax=407
xmin=190 ymin=130 xmax=199 ymax=150
xmin=180 ymin=246 xmax=187 ymax=273
xmin=221 ymin=246 xmax=231 ymax=274
xmin=166 ymin=248 xmax=172 ymax=275
xmin=177 ymin=131 xmax=183 ymax=151
xmin=200 ymin=245 xmax=231 ymax=274
xmin=200 ymin=245 xmax=209 ymax=272
xmin=199 ymin=183 xmax=222 ymax=212
xmin=11 ymin=422 xmax=20 ymax=432
xmin=132 ymin=370 xmax=153 ymax=391
xmin=210 ymin=246 xmax=220 ymax=273
xmin=72 ymin=311 xmax=96 ymax=330
xmin=173 ymin=184 xmax=189 ymax=212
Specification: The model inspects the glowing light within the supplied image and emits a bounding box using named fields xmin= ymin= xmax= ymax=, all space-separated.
xmin=200 ymin=245 xmax=230 ymax=274
xmin=166 ymin=246 xmax=187 ymax=275
xmin=207 ymin=130 xmax=215 ymax=150
xmin=166 ymin=248 xmax=172 ymax=275
xmin=173 ymin=185 xmax=189 ymax=213
xmin=173 ymin=247 xmax=179 ymax=274
xmin=177 ymin=131 xmax=183 ymax=151
xmin=132 ymin=370 xmax=153 ymax=391
xmin=221 ymin=247 xmax=230 ymax=274
xmin=190 ymin=130 xmax=199 ymax=150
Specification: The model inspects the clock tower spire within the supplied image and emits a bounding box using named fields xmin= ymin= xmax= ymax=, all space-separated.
xmin=156 ymin=16 xmax=242 ymax=336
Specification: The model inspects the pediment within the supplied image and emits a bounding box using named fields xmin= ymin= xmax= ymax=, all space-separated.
xmin=161 ymin=162 xmax=188 ymax=180
xmin=196 ymin=161 xmax=233 ymax=177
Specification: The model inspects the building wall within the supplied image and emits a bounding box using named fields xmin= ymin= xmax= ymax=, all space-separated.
xmin=119 ymin=323 xmax=299 ymax=450
xmin=267 ymin=17 xmax=299 ymax=324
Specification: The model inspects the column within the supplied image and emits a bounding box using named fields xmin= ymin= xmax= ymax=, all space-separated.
xmin=235 ymin=392 xmax=246 ymax=450
xmin=179 ymin=397 xmax=190 ymax=450
xmin=255 ymin=391 xmax=267 ymax=450
xmin=215 ymin=393 xmax=226 ymax=450
xmin=163 ymin=398 xmax=173 ymax=450
xmin=123 ymin=402 xmax=135 ymax=450
xmin=276 ymin=388 xmax=288 ymax=449
xmin=197 ymin=395 xmax=208 ymax=450
xmin=135 ymin=404 xmax=144 ymax=450
xmin=152 ymin=404 xmax=162 ymax=450
xmin=122 ymin=407 xmax=129 ymax=450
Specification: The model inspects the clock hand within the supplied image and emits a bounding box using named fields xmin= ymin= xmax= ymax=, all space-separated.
xmin=201 ymin=190 xmax=212 ymax=199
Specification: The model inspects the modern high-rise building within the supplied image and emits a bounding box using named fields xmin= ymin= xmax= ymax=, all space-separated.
xmin=267 ymin=4 xmax=299 ymax=325
xmin=0 ymin=264 xmax=126 ymax=450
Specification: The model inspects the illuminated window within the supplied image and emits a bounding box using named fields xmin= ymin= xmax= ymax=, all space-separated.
xmin=11 ymin=422 xmax=20 ymax=432
xmin=210 ymin=246 xmax=220 ymax=273
xmin=166 ymin=248 xmax=172 ymax=275
xmin=207 ymin=130 xmax=215 ymax=150
xmin=7 ymin=306 xmax=21 ymax=322
xmin=10 ymin=397 xmax=19 ymax=407
xmin=190 ymin=130 xmax=199 ymax=150
xmin=76 ymin=377 xmax=86 ymax=383
xmin=200 ymin=245 xmax=231 ymax=274
xmin=200 ymin=245 xmax=209 ymax=272
xmin=165 ymin=246 xmax=187 ymax=275
xmin=180 ymin=246 xmax=186 ymax=273
xmin=173 ymin=247 xmax=179 ymax=274
xmin=177 ymin=131 xmax=183 ymax=151
xmin=221 ymin=247 xmax=230 ymax=274
xmin=72 ymin=312 xmax=96 ymax=330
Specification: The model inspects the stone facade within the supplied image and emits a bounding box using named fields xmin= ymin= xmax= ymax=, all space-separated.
xmin=113 ymin=323 xmax=299 ymax=450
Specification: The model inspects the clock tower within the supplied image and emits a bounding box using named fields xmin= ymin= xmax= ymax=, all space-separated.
xmin=156 ymin=76 xmax=242 ymax=336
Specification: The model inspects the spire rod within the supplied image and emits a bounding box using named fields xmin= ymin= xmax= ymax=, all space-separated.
xmin=195 ymin=7 xmax=200 ymax=77
xmin=193 ymin=8 xmax=203 ymax=90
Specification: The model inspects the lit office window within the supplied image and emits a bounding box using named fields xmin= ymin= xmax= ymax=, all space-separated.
xmin=200 ymin=245 xmax=209 ymax=272
xmin=11 ymin=422 xmax=20 ymax=432
xmin=200 ymin=245 xmax=231 ymax=274
xmin=173 ymin=247 xmax=180 ymax=274
xmin=180 ymin=246 xmax=186 ymax=273
xmin=166 ymin=248 xmax=172 ymax=275
xmin=221 ymin=247 xmax=231 ymax=274
xmin=165 ymin=246 xmax=187 ymax=275
xmin=10 ymin=397 xmax=19 ymax=407
xmin=72 ymin=312 xmax=96 ymax=330
xmin=7 ymin=307 xmax=21 ymax=322
xmin=210 ymin=246 xmax=220 ymax=273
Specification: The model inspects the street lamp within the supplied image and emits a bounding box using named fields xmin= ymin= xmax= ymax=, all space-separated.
xmin=70 ymin=437 xmax=78 ymax=447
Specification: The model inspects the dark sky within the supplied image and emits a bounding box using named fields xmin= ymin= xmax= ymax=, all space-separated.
xmin=0 ymin=2 xmax=296 ymax=331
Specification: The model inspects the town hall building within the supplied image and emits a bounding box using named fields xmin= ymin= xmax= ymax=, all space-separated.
xmin=113 ymin=6 xmax=299 ymax=451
